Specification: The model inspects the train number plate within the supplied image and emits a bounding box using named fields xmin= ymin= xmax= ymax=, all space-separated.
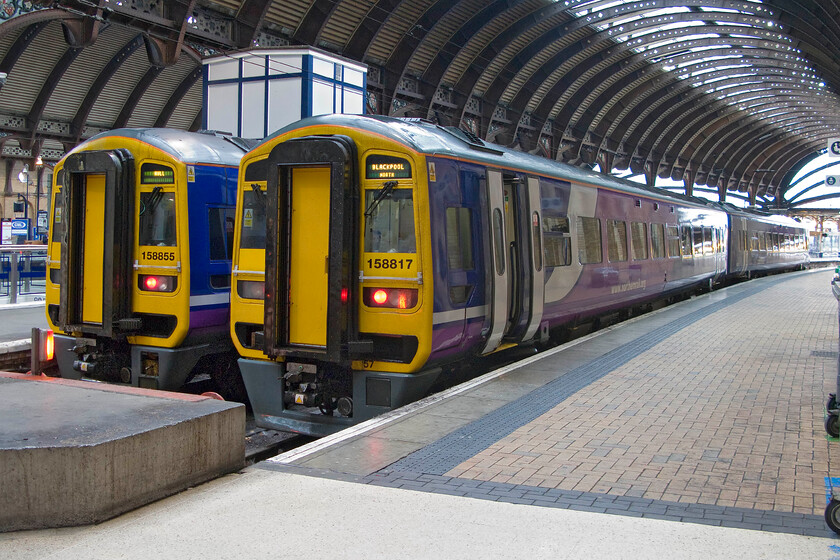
xmin=141 ymin=251 xmax=176 ymax=261
xmin=363 ymin=253 xmax=417 ymax=278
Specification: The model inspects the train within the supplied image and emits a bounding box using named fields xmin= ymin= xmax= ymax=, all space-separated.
xmin=228 ymin=114 xmax=808 ymax=436
xmin=45 ymin=128 xmax=256 ymax=396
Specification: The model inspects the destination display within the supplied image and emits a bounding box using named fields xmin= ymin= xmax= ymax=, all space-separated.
xmin=366 ymin=155 xmax=411 ymax=179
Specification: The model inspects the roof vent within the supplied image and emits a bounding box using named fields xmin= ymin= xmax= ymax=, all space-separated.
xmin=441 ymin=126 xmax=504 ymax=155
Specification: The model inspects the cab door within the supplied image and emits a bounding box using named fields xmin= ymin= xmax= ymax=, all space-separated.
xmin=288 ymin=166 xmax=331 ymax=346
xmin=263 ymin=135 xmax=360 ymax=363
xmin=59 ymin=149 xmax=135 ymax=337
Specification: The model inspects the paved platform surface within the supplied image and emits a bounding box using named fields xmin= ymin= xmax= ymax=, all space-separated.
xmin=0 ymin=302 xmax=47 ymax=343
xmin=2 ymin=269 xmax=839 ymax=558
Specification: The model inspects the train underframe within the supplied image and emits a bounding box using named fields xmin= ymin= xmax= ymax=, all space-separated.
xmin=239 ymin=357 xmax=440 ymax=437
xmin=52 ymin=332 xmax=242 ymax=395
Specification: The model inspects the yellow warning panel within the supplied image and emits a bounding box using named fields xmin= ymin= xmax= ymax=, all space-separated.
xmin=289 ymin=167 xmax=330 ymax=346
xmin=82 ymin=174 xmax=106 ymax=324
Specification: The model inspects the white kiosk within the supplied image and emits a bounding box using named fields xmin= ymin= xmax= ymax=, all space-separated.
xmin=202 ymin=47 xmax=367 ymax=139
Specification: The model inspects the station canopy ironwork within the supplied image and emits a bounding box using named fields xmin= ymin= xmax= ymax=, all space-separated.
xmin=2 ymin=0 xmax=840 ymax=211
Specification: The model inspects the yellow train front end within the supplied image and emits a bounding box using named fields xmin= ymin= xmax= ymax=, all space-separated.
xmin=45 ymin=134 xmax=194 ymax=390
xmin=231 ymin=118 xmax=435 ymax=436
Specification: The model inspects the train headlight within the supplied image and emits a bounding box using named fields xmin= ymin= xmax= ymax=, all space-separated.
xmin=139 ymin=275 xmax=177 ymax=292
xmin=237 ymin=280 xmax=265 ymax=300
xmin=363 ymin=287 xmax=418 ymax=309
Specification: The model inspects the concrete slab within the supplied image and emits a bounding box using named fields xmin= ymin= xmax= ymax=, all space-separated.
xmin=0 ymin=373 xmax=245 ymax=532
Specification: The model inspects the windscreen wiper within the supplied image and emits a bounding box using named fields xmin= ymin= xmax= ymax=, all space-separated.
xmin=250 ymin=183 xmax=266 ymax=209
xmin=364 ymin=180 xmax=398 ymax=218
xmin=143 ymin=186 xmax=165 ymax=216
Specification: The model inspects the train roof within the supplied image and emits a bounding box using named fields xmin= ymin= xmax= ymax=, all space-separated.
xmin=715 ymin=203 xmax=805 ymax=229
xmin=265 ymin=114 xmax=726 ymax=213
xmin=76 ymin=128 xmax=258 ymax=166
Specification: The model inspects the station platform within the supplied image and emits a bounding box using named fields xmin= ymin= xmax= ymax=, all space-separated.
xmin=2 ymin=268 xmax=840 ymax=558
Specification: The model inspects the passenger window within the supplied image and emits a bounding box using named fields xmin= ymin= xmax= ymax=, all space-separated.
xmin=138 ymin=190 xmax=176 ymax=247
xmin=666 ymin=226 xmax=680 ymax=258
xmin=239 ymin=188 xmax=267 ymax=250
xmin=492 ymin=208 xmax=505 ymax=275
xmin=703 ymin=227 xmax=712 ymax=255
xmin=364 ymin=189 xmax=416 ymax=253
xmin=209 ymin=207 xmax=236 ymax=261
xmin=445 ymin=208 xmax=474 ymax=270
xmin=532 ymin=212 xmax=542 ymax=271
xmin=607 ymin=220 xmax=627 ymax=262
xmin=631 ymin=222 xmax=648 ymax=260
xmin=577 ymin=216 xmax=602 ymax=264
xmin=650 ymin=223 xmax=665 ymax=259
xmin=692 ymin=226 xmax=703 ymax=256
xmin=680 ymin=226 xmax=693 ymax=258
xmin=543 ymin=216 xmax=571 ymax=267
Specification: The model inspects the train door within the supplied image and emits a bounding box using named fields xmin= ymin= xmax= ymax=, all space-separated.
xmin=80 ymin=174 xmax=106 ymax=324
xmin=482 ymin=171 xmax=544 ymax=354
xmin=59 ymin=149 xmax=135 ymax=337
xmin=288 ymin=167 xmax=330 ymax=346
xmin=262 ymin=135 xmax=360 ymax=363
xmin=522 ymin=177 xmax=545 ymax=341
xmin=482 ymin=169 xmax=508 ymax=353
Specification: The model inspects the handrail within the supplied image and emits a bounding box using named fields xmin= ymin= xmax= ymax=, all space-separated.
xmin=0 ymin=246 xmax=48 ymax=304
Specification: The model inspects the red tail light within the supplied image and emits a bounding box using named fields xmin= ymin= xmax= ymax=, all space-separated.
xmin=138 ymin=275 xmax=177 ymax=292
xmin=363 ymin=287 xmax=418 ymax=309
xmin=341 ymin=287 xmax=349 ymax=303
xmin=43 ymin=330 xmax=54 ymax=361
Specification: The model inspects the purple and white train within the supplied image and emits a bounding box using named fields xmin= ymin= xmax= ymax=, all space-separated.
xmin=230 ymin=115 xmax=808 ymax=436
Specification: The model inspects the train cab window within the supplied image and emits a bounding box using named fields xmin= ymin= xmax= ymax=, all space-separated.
xmin=139 ymin=191 xmax=176 ymax=247
xmin=209 ymin=207 xmax=235 ymax=261
xmin=631 ymin=222 xmax=648 ymax=260
xmin=50 ymin=171 xmax=65 ymax=243
xmin=364 ymin=189 xmax=416 ymax=253
xmin=445 ymin=207 xmax=474 ymax=270
xmin=51 ymin=198 xmax=64 ymax=243
xmin=666 ymin=226 xmax=680 ymax=258
xmin=680 ymin=226 xmax=693 ymax=259
xmin=543 ymin=216 xmax=571 ymax=267
xmin=651 ymin=224 xmax=665 ymax=259
xmin=240 ymin=188 xmax=267 ymax=249
xmin=577 ymin=216 xmax=602 ymax=264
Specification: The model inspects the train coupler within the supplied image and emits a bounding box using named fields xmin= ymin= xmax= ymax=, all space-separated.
xmin=72 ymin=358 xmax=96 ymax=374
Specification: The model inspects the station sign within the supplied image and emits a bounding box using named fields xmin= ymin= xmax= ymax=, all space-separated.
xmin=829 ymin=138 xmax=840 ymax=157
xmin=827 ymin=175 xmax=840 ymax=187
xmin=11 ymin=219 xmax=28 ymax=235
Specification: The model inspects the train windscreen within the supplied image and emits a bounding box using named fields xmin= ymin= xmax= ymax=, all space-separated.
xmin=364 ymin=189 xmax=415 ymax=253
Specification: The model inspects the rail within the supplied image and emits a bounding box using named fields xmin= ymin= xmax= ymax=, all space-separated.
xmin=0 ymin=245 xmax=47 ymax=304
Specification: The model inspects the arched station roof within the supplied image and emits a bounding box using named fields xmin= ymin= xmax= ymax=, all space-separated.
xmin=2 ymin=0 xmax=840 ymax=210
